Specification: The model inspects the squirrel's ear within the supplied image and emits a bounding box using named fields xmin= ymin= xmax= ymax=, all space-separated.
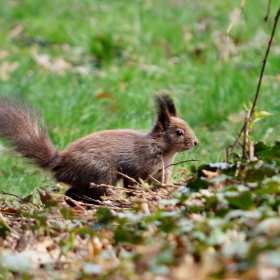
xmin=154 ymin=93 xmax=177 ymax=117
xmin=154 ymin=93 xmax=177 ymax=130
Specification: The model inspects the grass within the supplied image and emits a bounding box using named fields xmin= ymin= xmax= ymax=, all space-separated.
xmin=0 ymin=0 xmax=279 ymax=196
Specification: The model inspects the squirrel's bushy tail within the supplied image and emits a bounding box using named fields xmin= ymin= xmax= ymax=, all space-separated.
xmin=0 ymin=98 xmax=59 ymax=169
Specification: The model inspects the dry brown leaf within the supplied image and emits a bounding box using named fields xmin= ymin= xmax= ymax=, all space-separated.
xmin=72 ymin=204 xmax=87 ymax=212
xmin=17 ymin=237 xmax=63 ymax=266
xmin=0 ymin=207 xmax=18 ymax=214
xmin=168 ymin=253 xmax=210 ymax=280
xmin=15 ymin=232 xmax=32 ymax=252
xmin=37 ymin=189 xmax=53 ymax=205
xmin=202 ymin=169 xmax=221 ymax=180
xmin=50 ymin=57 xmax=71 ymax=74
xmin=96 ymin=92 xmax=116 ymax=100
xmin=88 ymin=237 xmax=103 ymax=257
xmin=202 ymin=168 xmax=225 ymax=189
xmin=31 ymin=47 xmax=71 ymax=75
xmin=32 ymin=50 xmax=51 ymax=68
xmin=8 ymin=25 xmax=23 ymax=38
xmin=0 ymin=61 xmax=19 ymax=81
xmin=73 ymin=66 xmax=91 ymax=75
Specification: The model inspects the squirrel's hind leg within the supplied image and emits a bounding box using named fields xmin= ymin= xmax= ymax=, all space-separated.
xmin=65 ymin=183 xmax=112 ymax=206
xmin=64 ymin=172 xmax=117 ymax=206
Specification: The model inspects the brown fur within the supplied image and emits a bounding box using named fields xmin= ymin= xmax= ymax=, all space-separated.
xmin=0 ymin=94 xmax=198 ymax=203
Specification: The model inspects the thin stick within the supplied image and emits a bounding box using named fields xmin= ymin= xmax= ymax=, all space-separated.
xmin=157 ymin=159 xmax=198 ymax=173
xmin=226 ymin=147 xmax=230 ymax=163
xmin=90 ymin=183 xmax=116 ymax=189
xmin=64 ymin=195 xmax=86 ymax=210
xmin=148 ymin=175 xmax=165 ymax=186
xmin=227 ymin=7 xmax=280 ymax=157
xmin=249 ymin=140 xmax=255 ymax=160
xmin=216 ymin=0 xmax=246 ymax=75
xmin=1 ymin=190 xmax=23 ymax=200
xmin=249 ymin=8 xmax=280 ymax=119
xmin=242 ymin=109 xmax=250 ymax=159
xmin=116 ymin=171 xmax=141 ymax=186
xmin=90 ymin=183 xmax=138 ymax=192
xmin=77 ymin=195 xmax=102 ymax=204
xmin=264 ymin=0 xmax=272 ymax=22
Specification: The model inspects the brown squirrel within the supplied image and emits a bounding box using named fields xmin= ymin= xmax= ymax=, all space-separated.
xmin=0 ymin=94 xmax=198 ymax=203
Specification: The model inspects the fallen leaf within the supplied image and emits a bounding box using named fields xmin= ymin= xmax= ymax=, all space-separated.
xmin=202 ymin=169 xmax=221 ymax=180
xmin=31 ymin=47 xmax=71 ymax=75
xmin=0 ymin=207 xmax=18 ymax=214
xmin=88 ymin=237 xmax=103 ymax=257
xmin=37 ymin=189 xmax=53 ymax=205
xmin=49 ymin=57 xmax=71 ymax=74
xmin=8 ymin=25 xmax=23 ymax=38
xmin=95 ymin=92 xmax=115 ymax=99
xmin=73 ymin=205 xmax=87 ymax=212
xmin=0 ymin=61 xmax=19 ymax=81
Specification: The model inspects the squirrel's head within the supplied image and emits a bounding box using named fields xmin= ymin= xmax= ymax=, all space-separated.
xmin=151 ymin=93 xmax=198 ymax=153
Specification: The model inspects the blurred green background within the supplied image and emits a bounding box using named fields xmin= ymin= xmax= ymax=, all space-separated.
xmin=0 ymin=0 xmax=279 ymax=195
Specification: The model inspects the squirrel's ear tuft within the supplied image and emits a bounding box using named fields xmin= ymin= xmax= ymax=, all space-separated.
xmin=154 ymin=93 xmax=177 ymax=131
xmin=154 ymin=93 xmax=177 ymax=117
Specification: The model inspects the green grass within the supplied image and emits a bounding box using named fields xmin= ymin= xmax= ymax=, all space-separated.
xmin=0 ymin=0 xmax=279 ymax=196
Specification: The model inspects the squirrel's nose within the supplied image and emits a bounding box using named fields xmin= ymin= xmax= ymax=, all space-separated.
xmin=194 ymin=140 xmax=199 ymax=146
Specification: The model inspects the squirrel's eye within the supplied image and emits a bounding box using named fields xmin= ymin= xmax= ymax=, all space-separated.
xmin=176 ymin=129 xmax=184 ymax=136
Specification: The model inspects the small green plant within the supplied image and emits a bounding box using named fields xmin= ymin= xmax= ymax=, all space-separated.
xmin=240 ymin=102 xmax=272 ymax=159
xmin=89 ymin=32 xmax=124 ymax=65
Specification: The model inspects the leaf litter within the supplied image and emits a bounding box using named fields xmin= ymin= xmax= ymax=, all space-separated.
xmin=2 ymin=146 xmax=280 ymax=279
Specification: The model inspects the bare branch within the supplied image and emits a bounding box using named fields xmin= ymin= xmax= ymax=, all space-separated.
xmin=1 ymin=190 xmax=23 ymax=201
xmin=242 ymin=109 xmax=251 ymax=159
xmin=116 ymin=171 xmax=141 ymax=186
xmin=227 ymin=7 xmax=280 ymax=158
xmin=249 ymin=141 xmax=255 ymax=161
xmin=264 ymin=0 xmax=272 ymax=22
xmin=148 ymin=175 xmax=165 ymax=186
xmin=157 ymin=159 xmax=198 ymax=173
xmin=250 ymin=7 xmax=280 ymax=118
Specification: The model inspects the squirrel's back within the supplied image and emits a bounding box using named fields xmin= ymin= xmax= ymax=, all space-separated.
xmin=55 ymin=129 xmax=162 ymax=185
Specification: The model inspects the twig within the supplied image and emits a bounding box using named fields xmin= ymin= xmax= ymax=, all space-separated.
xmin=242 ymin=109 xmax=251 ymax=159
xmin=64 ymin=196 xmax=86 ymax=211
xmin=1 ymin=190 xmax=23 ymax=201
xmin=216 ymin=0 xmax=246 ymax=75
xmin=227 ymin=123 xmax=245 ymax=156
xmin=90 ymin=183 xmax=116 ymax=189
xmin=157 ymin=159 xmax=198 ymax=173
xmin=249 ymin=7 xmax=280 ymax=119
xmin=249 ymin=140 xmax=255 ymax=160
xmin=148 ymin=175 xmax=165 ymax=186
xmin=227 ymin=7 xmax=280 ymax=158
xmin=116 ymin=171 xmax=141 ymax=186
xmin=226 ymin=130 xmax=245 ymax=162
xmin=264 ymin=0 xmax=272 ymax=22
xmin=226 ymin=146 xmax=230 ymax=163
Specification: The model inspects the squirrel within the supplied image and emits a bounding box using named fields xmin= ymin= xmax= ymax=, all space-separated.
xmin=0 ymin=94 xmax=198 ymax=204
